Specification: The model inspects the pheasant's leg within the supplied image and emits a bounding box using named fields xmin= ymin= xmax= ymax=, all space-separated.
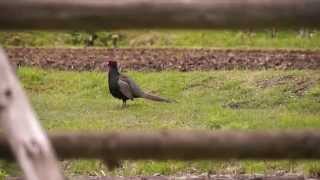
xmin=122 ymin=100 xmax=127 ymax=108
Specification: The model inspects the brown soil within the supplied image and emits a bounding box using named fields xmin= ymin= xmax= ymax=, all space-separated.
xmin=6 ymin=48 xmax=320 ymax=71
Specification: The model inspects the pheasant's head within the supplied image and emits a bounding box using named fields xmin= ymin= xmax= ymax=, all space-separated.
xmin=108 ymin=61 xmax=118 ymax=68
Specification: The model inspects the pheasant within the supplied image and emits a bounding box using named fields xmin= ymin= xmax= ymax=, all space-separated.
xmin=107 ymin=61 xmax=173 ymax=107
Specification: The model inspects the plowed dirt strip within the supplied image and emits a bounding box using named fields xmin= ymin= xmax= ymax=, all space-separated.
xmin=6 ymin=48 xmax=320 ymax=71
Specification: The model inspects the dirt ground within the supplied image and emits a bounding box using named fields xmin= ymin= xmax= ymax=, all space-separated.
xmin=6 ymin=48 xmax=320 ymax=71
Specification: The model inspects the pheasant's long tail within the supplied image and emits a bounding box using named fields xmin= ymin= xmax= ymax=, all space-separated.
xmin=142 ymin=93 xmax=174 ymax=103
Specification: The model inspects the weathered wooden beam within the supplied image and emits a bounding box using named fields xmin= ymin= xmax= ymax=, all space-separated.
xmin=0 ymin=0 xmax=320 ymax=30
xmin=2 ymin=131 xmax=320 ymax=161
xmin=0 ymin=48 xmax=63 ymax=180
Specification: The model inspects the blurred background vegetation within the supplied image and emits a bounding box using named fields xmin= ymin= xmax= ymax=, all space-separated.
xmin=0 ymin=29 xmax=319 ymax=49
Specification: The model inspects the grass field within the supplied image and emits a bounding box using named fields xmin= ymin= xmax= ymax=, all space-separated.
xmin=1 ymin=30 xmax=320 ymax=49
xmin=1 ymin=67 xmax=320 ymax=177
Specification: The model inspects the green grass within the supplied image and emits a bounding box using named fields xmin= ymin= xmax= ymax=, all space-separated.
xmin=2 ymin=67 xmax=320 ymax=177
xmin=1 ymin=30 xmax=320 ymax=49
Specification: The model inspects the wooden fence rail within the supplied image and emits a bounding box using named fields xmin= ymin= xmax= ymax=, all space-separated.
xmin=1 ymin=131 xmax=320 ymax=167
xmin=0 ymin=0 xmax=320 ymax=30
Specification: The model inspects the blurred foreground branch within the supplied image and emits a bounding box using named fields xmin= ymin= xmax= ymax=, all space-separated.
xmin=0 ymin=48 xmax=63 ymax=180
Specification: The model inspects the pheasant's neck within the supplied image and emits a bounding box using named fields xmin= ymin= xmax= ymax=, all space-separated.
xmin=108 ymin=67 xmax=120 ymax=81
xmin=109 ymin=67 xmax=119 ymax=75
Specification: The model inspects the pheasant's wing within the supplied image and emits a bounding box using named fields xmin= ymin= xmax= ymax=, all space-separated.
xmin=119 ymin=74 xmax=144 ymax=97
xmin=118 ymin=78 xmax=134 ymax=99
